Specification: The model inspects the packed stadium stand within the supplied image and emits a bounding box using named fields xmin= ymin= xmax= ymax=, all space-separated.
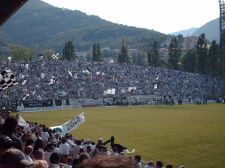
xmin=0 ymin=61 xmax=221 ymax=110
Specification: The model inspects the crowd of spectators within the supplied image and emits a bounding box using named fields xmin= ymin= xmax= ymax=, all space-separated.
xmin=0 ymin=116 xmax=183 ymax=168
xmin=1 ymin=61 xmax=217 ymax=167
xmin=0 ymin=60 xmax=221 ymax=105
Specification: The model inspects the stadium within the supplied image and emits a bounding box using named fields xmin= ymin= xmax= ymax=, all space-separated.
xmin=0 ymin=1 xmax=225 ymax=168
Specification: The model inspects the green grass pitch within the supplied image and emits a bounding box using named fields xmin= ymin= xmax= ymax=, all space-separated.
xmin=18 ymin=104 xmax=225 ymax=168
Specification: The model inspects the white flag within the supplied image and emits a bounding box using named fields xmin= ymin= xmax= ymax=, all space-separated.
xmin=49 ymin=78 xmax=55 ymax=85
xmin=68 ymin=70 xmax=73 ymax=77
xmin=8 ymin=57 xmax=12 ymax=61
xmin=104 ymin=88 xmax=115 ymax=95
xmin=22 ymin=80 xmax=27 ymax=85
xmin=41 ymin=73 xmax=45 ymax=79
xmin=128 ymin=86 xmax=136 ymax=92
xmin=25 ymin=64 xmax=29 ymax=70
xmin=18 ymin=115 xmax=29 ymax=127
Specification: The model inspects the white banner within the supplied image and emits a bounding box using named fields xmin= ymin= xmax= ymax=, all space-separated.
xmin=103 ymin=88 xmax=115 ymax=95
xmin=18 ymin=115 xmax=29 ymax=127
xmin=50 ymin=113 xmax=85 ymax=135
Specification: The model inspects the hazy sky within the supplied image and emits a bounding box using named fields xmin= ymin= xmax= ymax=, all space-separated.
xmin=42 ymin=0 xmax=219 ymax=34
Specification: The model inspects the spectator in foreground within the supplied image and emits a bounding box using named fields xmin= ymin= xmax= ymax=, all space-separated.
xmin=156 ymin=160 xmax=163 ymax=168
xmin=166 ymin=164 xmax=173 ymax=168
xmin=1 ymin=148 xmax=33 ymax=168
xmin=0 ymin=116 xmax=23 ymax=151
xmin=32 ymin=159 xmax=49 ymax=168
xmin=48 ymin=152 xmax=61 ymax=168
xmin=0 ymin=134 xmax=14 ymax=157
xmin=24 ymin=145 xmax=33 ymax=162
xmin=77 ymin=155 xmax=136 ymax=168
xmin=134 ymin=155 xmax=142 ymax=168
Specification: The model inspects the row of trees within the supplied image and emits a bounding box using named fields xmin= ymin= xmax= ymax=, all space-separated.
xmin=169 ymin=33 xmax=220 ymax=76
xmin=6 ymin=41 xmax=77 ymax=62
xmin=5 ymin=33 xmax=220 ymax=77
xmin=117 ymin=34 xmax=220 ymax=77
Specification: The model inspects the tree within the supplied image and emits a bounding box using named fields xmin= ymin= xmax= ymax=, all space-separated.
xmin=176 ymin=34 xmax=184 ymax=49
xmin=208 ymin=40 xmax=220 ymax=76
xmin=168 ymin=37 xmax=181 ymax=70
xmin=62 ymin=41 xmax=76 ymax=61
xmin=147 ymin=41 xmax=161 ymax=67
xmin=41 ymin=49 xmax=55 ymax=60
xmin=196 ymin=33 xmax=209 ymax=74
xmin=117 ymin=38 xmax=130 ymax=64
xmin=92 ymin=43 xmax=102 ymax=62
xmin=133 ymin=49 xmax=147 ymax=66
xmin=11 ymin=45 xmax=34 ymax=61
xmin=182 ymin=49 xmax=197 ymax=73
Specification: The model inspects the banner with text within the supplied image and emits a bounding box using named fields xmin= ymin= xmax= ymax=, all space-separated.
xmin=50 ymin=112 xmax=85 ymax=135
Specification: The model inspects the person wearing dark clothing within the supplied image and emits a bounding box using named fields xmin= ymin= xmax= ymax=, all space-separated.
xmin=0 ymin=116 xmax=23 ymax=151
xmin=110 ymin=136 xmax=128 ymax=154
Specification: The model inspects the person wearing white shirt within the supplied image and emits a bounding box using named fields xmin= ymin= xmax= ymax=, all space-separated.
xmin=44 ymin=143 xmax=54 ymax=164
xmin=59 ymin=137 xmax=70 ymax=163
xmin=41 ymin=127 xmax=49 ymax=148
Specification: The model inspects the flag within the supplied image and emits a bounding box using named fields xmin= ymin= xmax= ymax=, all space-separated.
xmin=104 ymin=88 xmax=115 ymax=95
xmin=17 ymin=115 xmax=29 ymax=127
xmin=52 ymin=53 xmax=59 ymax=60
xmin=23 ymin=94 xmax=30 ymax=100
xmin=50 ymin=113 xmax=85 ymax=135
xmin=19 ymin=74 xmax=25 ymax=79
xmin=22 ymin=80 xmax=27 ymax=85
xmin=128 ymin=86 xmax=136 ymax=92
xmin=48 ymin=76 xmax=55 ymax=85
xmin=25 ymin=64 xmax=29 ymax=70
xmin=0 ymin=69 xmax=18 ymax=91
xmin=40 ymin=73 xmax=45 ymax=79
xmin=68 ymin=70 xmax=72 ymax=77
xmin=82 ymin=69 xmax=91 ymax=75
xmin=154 ymin=83 xmax=158 ymax=90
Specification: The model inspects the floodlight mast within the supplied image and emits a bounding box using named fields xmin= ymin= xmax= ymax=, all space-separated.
xmin=219 ymin=0 xmax=225 ymax=96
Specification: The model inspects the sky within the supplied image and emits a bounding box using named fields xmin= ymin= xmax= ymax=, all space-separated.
xmin=42 ymin=0 xmax=219 ymax=34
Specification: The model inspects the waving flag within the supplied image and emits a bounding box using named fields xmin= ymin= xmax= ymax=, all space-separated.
xmin=0 ymin=69 xmax=18 ymax=91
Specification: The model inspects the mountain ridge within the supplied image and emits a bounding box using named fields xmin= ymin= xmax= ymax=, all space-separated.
xmin=192 ymin=18 xmax=219 ymax=42
xmin=0 ymin=0 xmax=168 ymax=53
xmin=170 ymin=18 xmax=219 ymax=43
xmin=170 ymin=27 xmax=198 ymax=37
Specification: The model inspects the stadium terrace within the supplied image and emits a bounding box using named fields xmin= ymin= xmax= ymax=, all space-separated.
xmin=0 ymin=60 xmax=221 ymax=111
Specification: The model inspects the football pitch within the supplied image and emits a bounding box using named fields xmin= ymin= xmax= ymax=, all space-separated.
xmin=19 ymin=103 xmax=225 ymax=168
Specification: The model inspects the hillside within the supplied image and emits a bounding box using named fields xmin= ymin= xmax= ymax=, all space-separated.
xmin=192 ymin=18 xmax=219 ymax=42
xmin=0 ymin=30 xmax=11 ymax=56
xmin=170 ymin=27 xmax=197 ymax=37
xmin=0 ymin=0 xmax=168 ymax=52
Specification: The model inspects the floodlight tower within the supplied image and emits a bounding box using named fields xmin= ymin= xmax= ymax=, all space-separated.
xmin=219 ymin=0 xmax=225 ymax=96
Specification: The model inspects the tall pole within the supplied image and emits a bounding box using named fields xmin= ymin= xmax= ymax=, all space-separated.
xmin=219 ymin=0 xmax=225 ymax=96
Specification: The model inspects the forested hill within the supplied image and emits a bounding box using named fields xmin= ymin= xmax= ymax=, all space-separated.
xmin=192 ymin=18 xmax=219 ymax=43
xmin=0 ymin=0 xmax=168 ymax=52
